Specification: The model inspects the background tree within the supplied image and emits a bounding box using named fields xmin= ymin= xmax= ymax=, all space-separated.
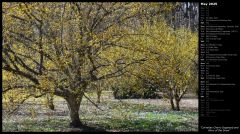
xmin=126 ymin=20 xmax=198 ymax=111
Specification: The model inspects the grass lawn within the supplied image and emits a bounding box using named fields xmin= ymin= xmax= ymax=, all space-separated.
xmin=2 ymin=91 xmax=198 ymax=132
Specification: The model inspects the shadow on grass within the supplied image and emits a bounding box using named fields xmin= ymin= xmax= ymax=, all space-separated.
xmin=69 ymin=124 xmax=107 ymax=132
xmin=2 ymin=118 xmax=107 ymax=132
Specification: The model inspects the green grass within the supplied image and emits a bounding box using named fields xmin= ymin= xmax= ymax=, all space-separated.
xmin=3 ymin=118 xmax=70 ymax=132
xmin=2 ymin=96 xmax=198 ymax=132
xmin=81 ymin=101 xmax=198 ymax=132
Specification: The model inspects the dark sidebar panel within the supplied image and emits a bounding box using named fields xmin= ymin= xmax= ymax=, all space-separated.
xmin=199 ymin=1 xmax=240 ymax=133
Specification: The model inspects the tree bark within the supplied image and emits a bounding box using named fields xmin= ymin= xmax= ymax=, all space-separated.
xmin=65 ymin=93 xmax=84 ymax=128
xmin=47 ymin=95 xmax=55 ymax=110
xmin=96 ymin=90 xmax=102 ymax=103
xmin=175 ymin=99 xmax=180 ymax=111
xmin=170 ymin=97 xmax=175 ymax=110
xmin=168 ymin=89 xmax=176 ymax=110
xmin=173 ymin=88 xmax=181 ymax=111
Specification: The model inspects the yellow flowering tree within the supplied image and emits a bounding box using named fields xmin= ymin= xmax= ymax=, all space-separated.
xmin=3 ymin=2 xmax=179 ymax=127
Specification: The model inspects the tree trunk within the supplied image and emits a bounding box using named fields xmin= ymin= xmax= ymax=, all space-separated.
xmin=173 ymin=89 xmax=180 ymax=111
xmin=47 ymin=94 xmax=55 ymax=110
xmin=96 ymin=90 xmax=102 ymax=103
xmin=175 ymin=99 xmax=180 ymax=111
xmin=170 ymin=97 xmax=175 ymax=110
xmin=65 ymin=94 xmax=84 ymax=128
xmin=168 ymin=89 xmax=176 ymax=110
